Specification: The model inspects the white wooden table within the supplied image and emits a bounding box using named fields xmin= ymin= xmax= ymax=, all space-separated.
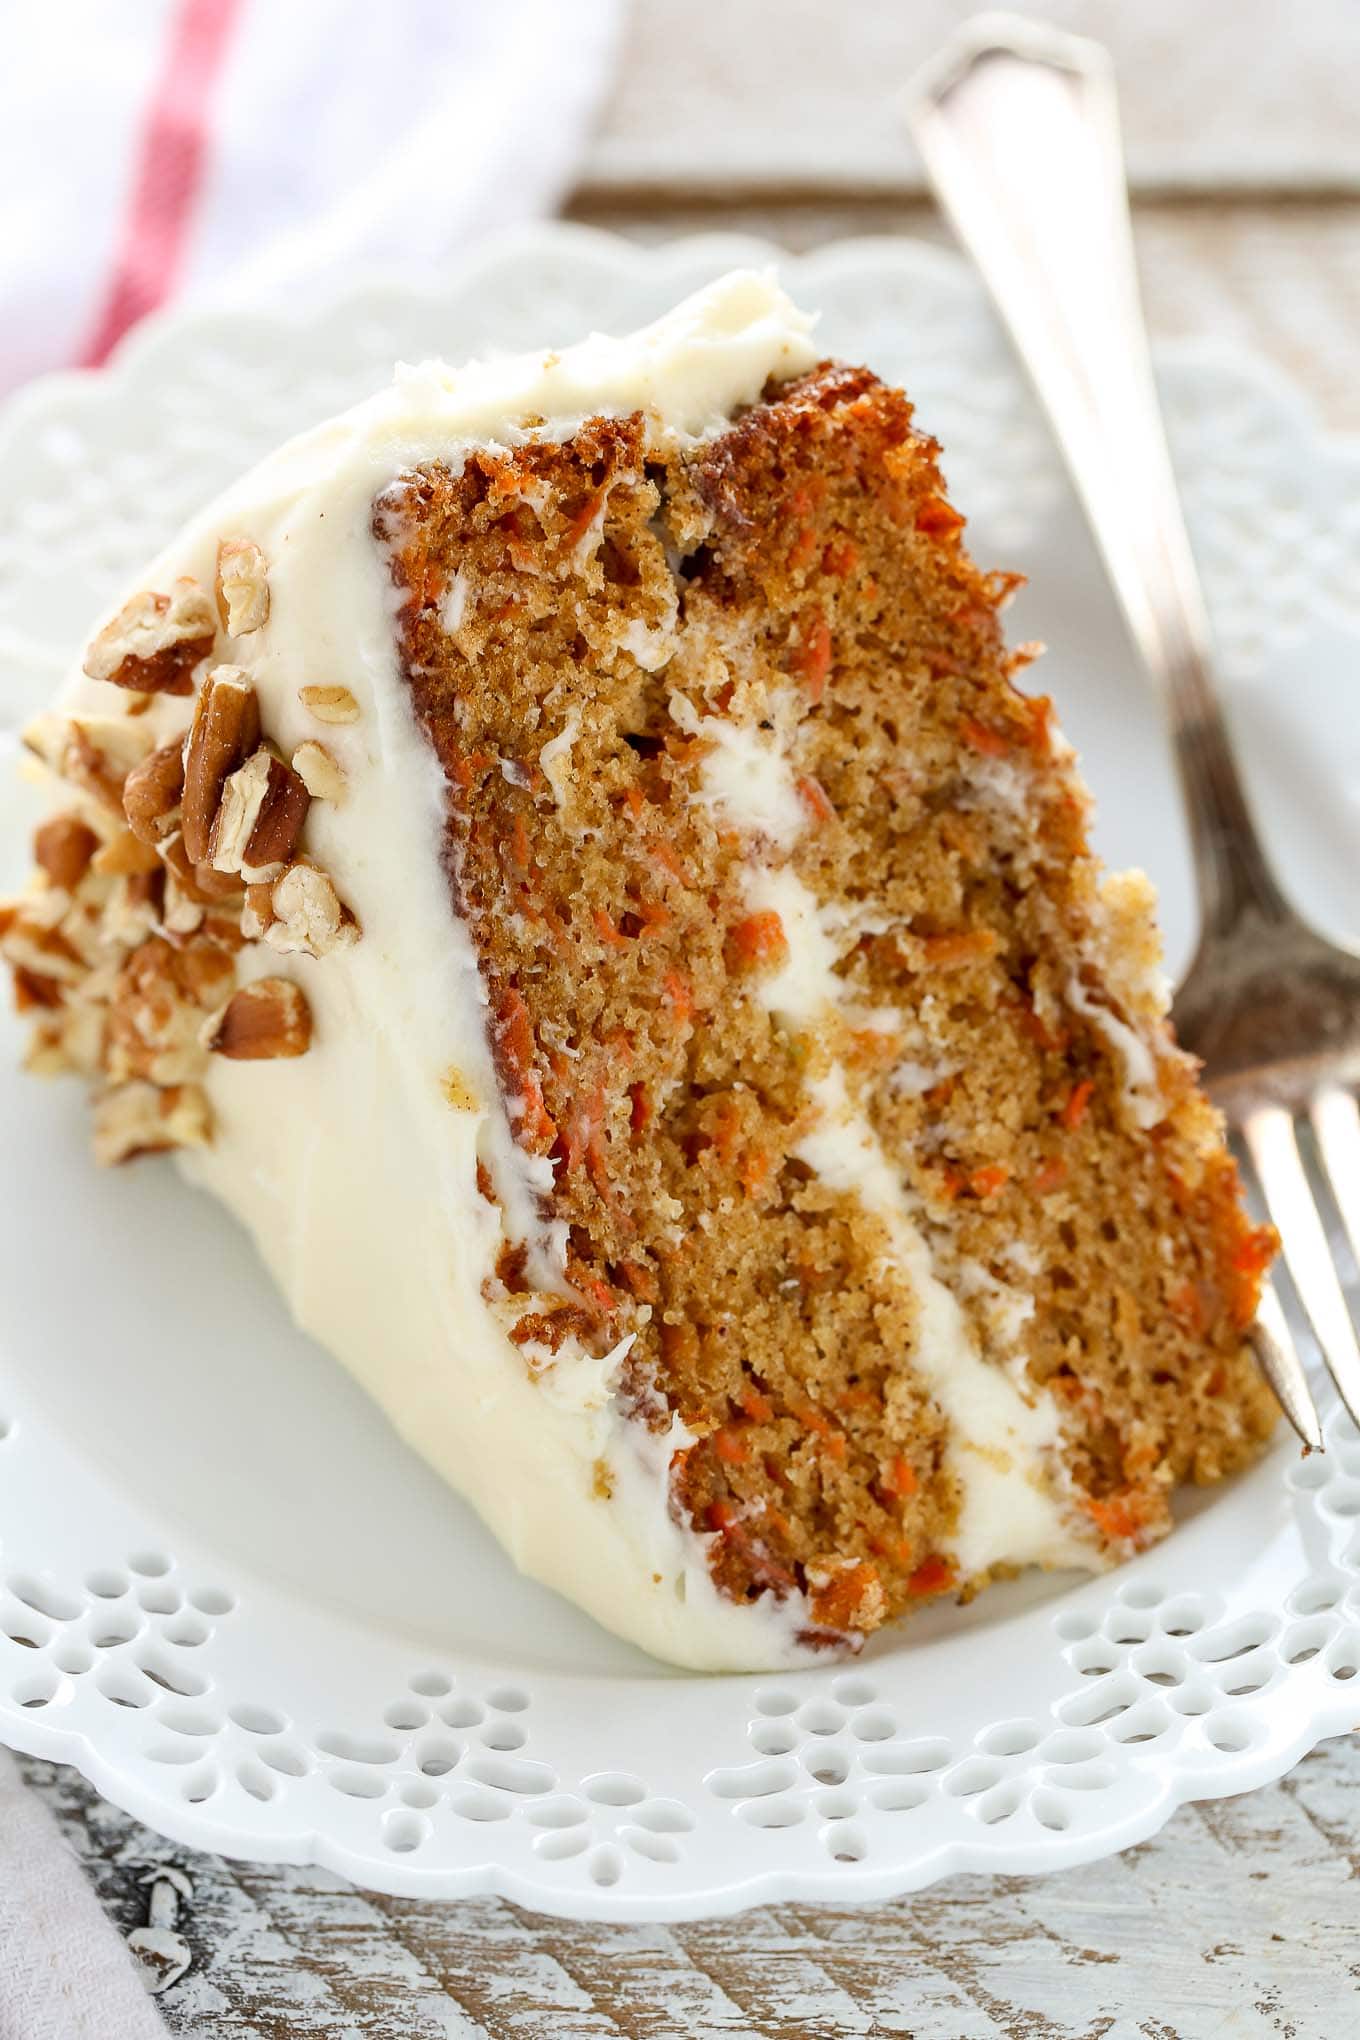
xmin=24 ymin=4 xmax=1360 ymax=2030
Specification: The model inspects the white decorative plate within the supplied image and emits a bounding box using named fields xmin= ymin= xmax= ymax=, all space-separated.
xmin=1 ymin=226 xmax=1358 ymax=1920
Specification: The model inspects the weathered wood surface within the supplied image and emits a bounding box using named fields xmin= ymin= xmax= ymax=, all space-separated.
xmin=583 ymin=0 xmax=1360 ymax=197
xmin=21 ymin=1738 xmax=1360 ymax=2038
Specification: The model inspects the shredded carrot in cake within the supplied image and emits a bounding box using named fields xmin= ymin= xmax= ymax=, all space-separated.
xmin=796 ymin=774 xmax=836 ymax=824
xmin=730 ymin=912 xmax=788 ymax=970
xmin=713 ymin=1426 xmax=750 ymax=1466
xmin=1083 ymin=1492 xmax=1150 ymax=1544
xmin=791 ymin=613 xmax=832 ymax=701
xmin=592 ymin=906 xmax=629 ymax=949
xmin=915 ymin=494 xmax=965 ymax=537
xmin=561 ymin=486 xmax=608 ymax=551
xmin=662 ymin=971 xmax=693 ymax=1026
xmin=1168 ymin=1280 xmax=1206 ymax=1335
xmin=1060 ymin=1078 xmax=1095 ymax=1131
xmin=788 ymin=522 xmax=818 ymax=571
xmin=883 ymin=1455 xmax=918 ymax=1498
xmin=907 ymin=1555 xmax=956 ymax=1596
xmin=809 ymin=1560 xmax=881 ymax=1631
xmin=921 ymin=928 xmax=998 ymax=969
xmin=959 ymin=715 xmax=1009 ymax=758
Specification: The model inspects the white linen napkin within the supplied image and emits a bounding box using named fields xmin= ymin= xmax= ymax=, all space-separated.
xmin=0 ymin=1753 xmax=169 ymax=2039
xmin=0 ymin=1 xmax=621 ymax=2025
xmin=0 ymin=0 xmax=624 ymax=395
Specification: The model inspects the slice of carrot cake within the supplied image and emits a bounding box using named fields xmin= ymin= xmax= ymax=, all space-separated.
xmin=1 ymin=273 xmax=1277 ymax=1669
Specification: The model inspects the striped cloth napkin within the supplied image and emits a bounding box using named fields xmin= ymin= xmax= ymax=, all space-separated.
xmin=0 ymin=2 xmax=621 ymax=2030
xmin=0 ymin=0 xmax=623 ymax=396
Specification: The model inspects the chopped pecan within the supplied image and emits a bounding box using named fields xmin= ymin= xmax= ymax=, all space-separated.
xmin=209 ymin=748 xmax=309 ymax=880
xmin=298 ymin=685 xmax=360 ymax=725
xmin=122 ymin=742 xmax=186 ymax=844
xmin=215 ymin=538 xmax=270 ymax=636
xmin=34 ymin=814 xmax=99 ymax=891
xmin=106 ymin=934 xmax=235 ymax=1084
xmin=207 ymin=976 xmax=311 ymax=1060
xmin=181 ymin=667 xmax=260 ymax=862
xmin=24 ymin=715 xmax=154 ymax=816
xmin=0 ymin=911 xmax=86 ymax=986
xmin=241 ymin=880 xmax=277 ymax=941
xmin=261 ymin=862 xmax=359 ymax=957
xmin=83 ymin=581 xmax=216 ymax=694
xmin=67 ymin=725 xmax=136 ymax=816
xmin=291 ymin=740 xmax=347 ymax=803
xmin=12 ymin=966 xmax=66 ymax=1011
xmin=23 ymin=1024 xmax=67 ymax=1076
xmin=91 ymin=829 xmax=163 ymax=878
xmin=159 ymin=832 xmax=244 ymax=905
xmin=91 ymin=1081 xmax=212 ymax=1166
xmin=101 ymin=869 xmax=165 ymax=949
xmin=58 ymin=895 xmax=114 ymax=968
xmin=162 ymin=875 xmax=204 ymax=938
xmin=25 ymin=1002 xmax=106 ymax=1078
xmin=441 ymin=1066 xmax=478 ymax=1110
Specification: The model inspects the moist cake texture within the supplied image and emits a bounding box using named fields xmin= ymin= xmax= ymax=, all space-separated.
xmin=1 ymin=274 xmax=1277 ymax=1668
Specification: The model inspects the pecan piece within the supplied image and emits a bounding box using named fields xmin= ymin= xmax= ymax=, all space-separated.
xmin=261 ymin=862 xmax=359 ymax=958
xmin=215 ymin=538 xmax=270 ymax=636
xmin=83 ymin=581 xmax=216 ymax=695
xmin=24 ymin=715 xmax=155 ymax=817
xmin=91 ymin=1081 xmax=212 ymax=1166
xmin=291 ymin=740 xmax=347 ymax=804
xmin=0 ymin=911 xmax=86 ymax=985
xmin=122 ymin=742 xmax=186 ymax=844
xmin=91 ymin=829 xmax=163 ymax=878
xmin=298 ymin=685 xmax=360 ymax=725
xmin=106 ymin=933 xmax=235 ymax=1084
xmin=241 ymin=880 xmax=277 ymax=941
xmin=12 ymin=966 xmax=66 ymax=1011
xmin=24 ymin=712 xmax=147 ymax=776
xmin=34 ymin=814 xmax=99 ymax=891
xmin=181 ymin=667 xmax=260 ymax=863
xmin=209 ymin=748 xmax=309 ymax=881
xmin=162 ymin=876 xmax=204 ymax=939
xmin=158 ymin=835 xmax=212 ymax=937
xmin=25 ymin=1001 xmax=106 ymax=1079
xmin=159 ymin=833 xmax=244 ymax=905
xmin=67 ymin=724 xmax=136 ymax=816
xmin=101 ymin=869 xmax=165 ymax=950
xmin=207 ymin=976 xmax=311 ymax=1060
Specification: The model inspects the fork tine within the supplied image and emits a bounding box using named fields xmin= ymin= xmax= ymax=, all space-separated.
xmin=1310 ymin=1087 xmax=1360 ymax=1275
xmin=1243 ymin=1102 xmax=1360 ymax=1432
xmin=1249 ymin=1283 xmax=1323 ymax=1454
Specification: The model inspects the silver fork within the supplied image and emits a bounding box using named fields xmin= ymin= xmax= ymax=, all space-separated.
xmin=907 ymin=15 xmax=1360 ymax=1451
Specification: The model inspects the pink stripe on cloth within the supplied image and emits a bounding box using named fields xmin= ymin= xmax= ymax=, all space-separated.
xmin=80 ymin=0 xmax=245 ymax=369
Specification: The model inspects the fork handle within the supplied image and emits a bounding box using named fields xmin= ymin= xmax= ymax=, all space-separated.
xmin=908 ymin=19 xmax=1290 ymax=943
